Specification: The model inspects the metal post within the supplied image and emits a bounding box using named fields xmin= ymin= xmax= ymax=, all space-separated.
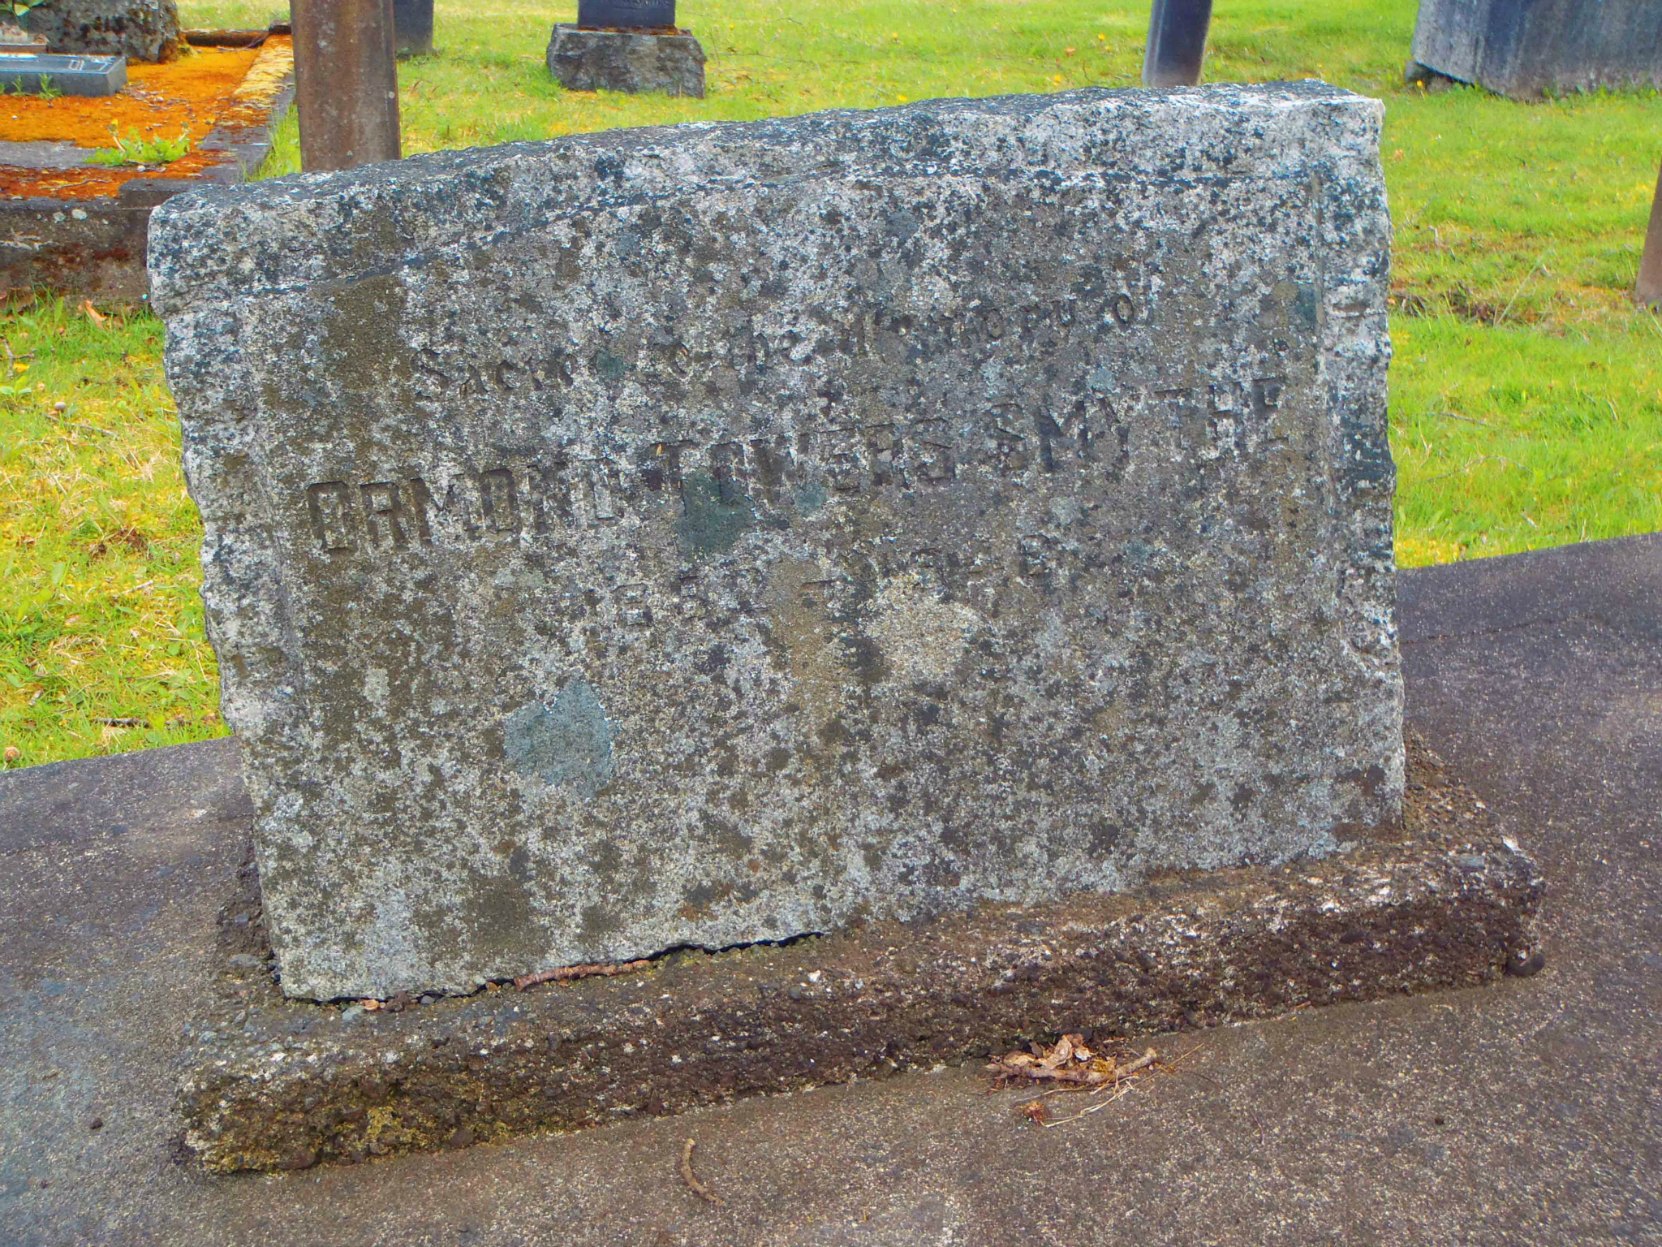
xmin=1638 ymin=160 xmax=1662 ymax=308
xmin=1143 ymin=0 xmax=1214 ymax=88
xmin=291 ymin=0 xmax=401 ymax=172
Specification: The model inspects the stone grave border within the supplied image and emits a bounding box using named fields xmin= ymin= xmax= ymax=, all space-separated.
xmin=0 ymin=28 xmax=295 ymax=301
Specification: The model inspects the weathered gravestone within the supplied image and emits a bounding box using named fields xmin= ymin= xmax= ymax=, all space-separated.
xmin=18 ymin=0 xmax=180 ymax=63
xmin=151 ymin=83 xmax=1401 ymax=1002
xmin=392 ymin=0 xmax=434 ymax=59
xmin=548 ymin=0 xmax=704 ymax=97
xmin=1408 ymin=0 xmax=1662 ymax=98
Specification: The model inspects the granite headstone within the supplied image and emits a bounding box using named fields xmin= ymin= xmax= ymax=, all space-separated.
xmin=151 ymin=84 xmax=1402 ymax=1001
xmin=578 ymin=0 xmax=675 ymax=30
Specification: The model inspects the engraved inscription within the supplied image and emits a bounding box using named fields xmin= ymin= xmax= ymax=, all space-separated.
xmin=299 ymin=373 xmax=1286 ymax=557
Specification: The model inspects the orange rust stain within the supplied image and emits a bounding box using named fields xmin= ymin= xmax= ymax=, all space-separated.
xmin=0 ymin=37 xmax=290 ymax=201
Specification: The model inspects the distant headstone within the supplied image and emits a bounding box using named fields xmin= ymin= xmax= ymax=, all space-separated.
xmin=549 ymin=0 xmax=703 ymax=97
xmin=18 ymin=0 xmax=179 ymax=64
xmin=150 ymin=84 xmax=1402 ymax=1001
xmin=578 ymin=0 xmax=675 ymax=30
xmin=1408 ymin=0 xmax=1662 ymax=98
xmin=547 ymin=23 xmax=704 ymax=96
xmin=0 ymin=50 xmax=125 ymax=94
xmin=392 ymin=0 xmax=433 ymax=58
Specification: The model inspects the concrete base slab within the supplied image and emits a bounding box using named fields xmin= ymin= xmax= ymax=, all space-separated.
xmin=546 ymin=23 xmax=705 ymax=97
xmin=1 ymin=534 xmax=1659 ymax=1244
xmin=176 ymin=739 xmax=1540 ymax=1173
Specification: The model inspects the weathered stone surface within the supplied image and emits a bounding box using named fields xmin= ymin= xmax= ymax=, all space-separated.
xmin=19 ymin=0 xmax=180 ymax=64
xmin=150 ymin=84 xmax=1401 ymax=1002
xmin=1409 ymin=0 xmax=1662 ymax=98
xmin=176 ymin=743 xmax=1540 ymax=1173
xmin=547 ymin=23 xmax=705 ymax=97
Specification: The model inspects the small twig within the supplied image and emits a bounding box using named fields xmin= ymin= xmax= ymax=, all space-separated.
xmin=94 ymin=717 xmax=144 ymax=727
xmin=1115 ymin=1048 xmax=1158 ymax=1078
xmin=1431 ymin=410 xmax=1491 ymax=427
xmin=987 ymin=1061 xmax=1111 ymax=1086
xmin=989 ymin=1046 xmax=1159 ymax=1088
xmin=513 ymin=958 xmax=652 ymax=990
xmin=679 ymin=1138 xmax=725 ymax=1207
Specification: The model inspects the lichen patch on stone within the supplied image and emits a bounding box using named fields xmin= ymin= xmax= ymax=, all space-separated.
xmin=504 ymin=680 xmax=616 ymax=798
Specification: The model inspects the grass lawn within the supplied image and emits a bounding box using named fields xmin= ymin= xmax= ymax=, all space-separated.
xmin=2 ymin=0 xmax=1658 ymax=768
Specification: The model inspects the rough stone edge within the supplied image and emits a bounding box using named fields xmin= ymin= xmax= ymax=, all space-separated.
xmin=146 ymin=82 xmax=1381 ymax=314
xmin=176 ymin=742 xmax=1541 ymax=1174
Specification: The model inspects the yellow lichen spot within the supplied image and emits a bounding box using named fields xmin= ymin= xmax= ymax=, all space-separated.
xmin=365 ymin=1104 xmax=401 ymax=1145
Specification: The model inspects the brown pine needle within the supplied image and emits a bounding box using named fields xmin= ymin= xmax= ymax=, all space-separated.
xmin=680 ymin=1137 xmax=726 ymax=1207
xmin=994 ymin=1040 xmax=1170 ymax=1130
xmin=1040 ymin=1081 xmax=1137 ymax=1127
xmin=988 ymin=1045 xmax=1158 ymax=1088
xmin=513 ymin=958 xmax=652 ymax=990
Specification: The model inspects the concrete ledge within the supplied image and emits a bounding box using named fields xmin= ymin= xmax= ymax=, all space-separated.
xmin=177 ymin=740 xmax=1541 ymax=1173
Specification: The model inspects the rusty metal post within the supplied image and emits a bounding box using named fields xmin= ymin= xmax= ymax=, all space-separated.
xmin=1143 ymin=0 xmax=1214 ymax=88
xmin=1638 ymin=159 xmax=1662 ymax=308
xmin=291 ymin=0 xmax=401 ymax=172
